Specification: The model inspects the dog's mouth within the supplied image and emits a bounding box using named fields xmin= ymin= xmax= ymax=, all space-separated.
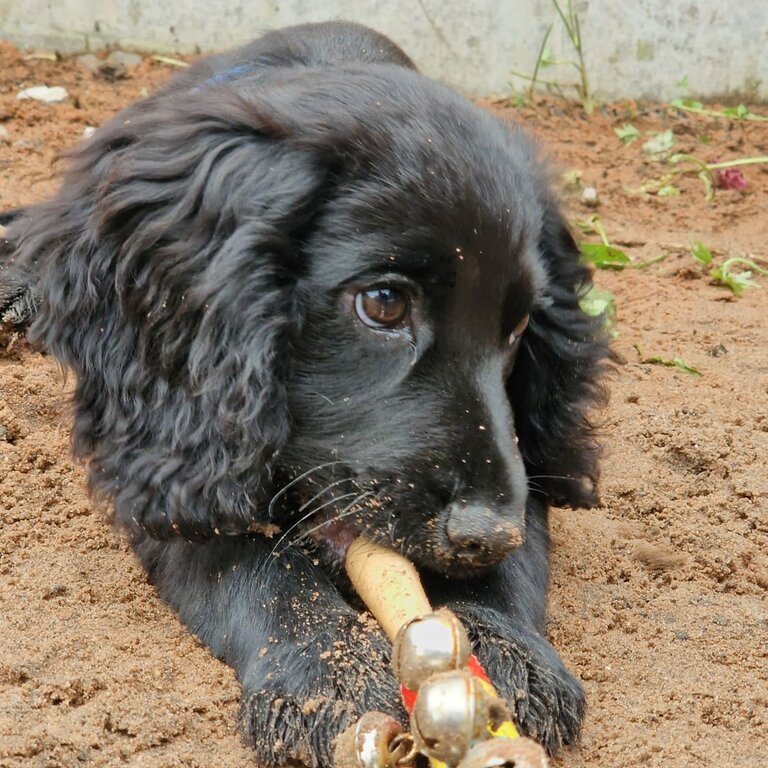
xmin=307 ymin=512 xmax=361 ymax=563
xmin=285 ymin=474 xmax=522 ymax=577
xmin=297 ymin=505 xmax=516 ymax=579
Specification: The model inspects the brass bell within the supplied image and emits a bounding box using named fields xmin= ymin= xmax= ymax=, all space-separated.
xmin=333 ymin=711 xmax=405 ymax=768
xmin=455 ymin=736 xmax=550 ymax=768
xmin=392 ymin=608 xmax=471 ymax=691
xmin=410 ymin=670 xmax=510 ymax=767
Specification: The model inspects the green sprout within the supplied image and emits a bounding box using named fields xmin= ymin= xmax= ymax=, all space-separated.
xmin=633 ymin=345 xmax=702 ymax=376
xmin=711 ymin=257 xmax=768 ymax=296
xmin=669 ymin=99 xmax=768 ymax=122
xmin=576 ymin=215 xmax=629 ymax=268
xmin=690 ymin=240 xmax=713 ymax=266
xmin=689 ymin=240 xmax=767 ymax=296
xmin=644 ymin=356 xmax=702 ymax=376
xmin=580 ymin=285 xmax=617 ymax=336
xmin=670 ymin=76 xmax=767 ymax=121
xmin=635 ymin=154 xmax=768 ymax=201
xmin=576 ymin=215 xmax=667 ymax=270
xmin=510 ymin=0 xmax=594 ymax=114
xmin=642 ymin=129 xmax=675 ymax=157
xmin=614 ymin=123 xmax=640 ymax=145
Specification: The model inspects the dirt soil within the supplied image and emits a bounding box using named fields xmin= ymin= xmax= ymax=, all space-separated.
xmin=1 ymin=43 xmax=766 ymax=768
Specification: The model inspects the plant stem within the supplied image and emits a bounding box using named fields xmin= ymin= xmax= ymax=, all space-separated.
xmin=528 ymin=23 xmax=554 ymax=100
xmin=510 ymin=70 xmax=574 ymax=88
xmin=572 ymin=9 xmax=593 ymax=113
xmin=706 ymin=157 xmax=768 ymax=170
xmin=551 ymin=0 xmax=593 ymax=113
xmin=720 ymin=257 xmax=768 ymax=277
xmin=671 ymin=103 xmax=768 ymax=122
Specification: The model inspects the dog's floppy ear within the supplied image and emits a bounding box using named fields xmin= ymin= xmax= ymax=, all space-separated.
xmin=13 ymin=90 xmax=332 ymax=539
xmin=507 ymin=199 xmax=609 ymax=508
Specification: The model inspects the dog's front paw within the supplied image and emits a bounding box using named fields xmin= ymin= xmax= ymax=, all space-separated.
xmin=240 ymin=614 xmax=403 ymax=768
xmin=0 ymin=239 xmax=38 ymax=334
xmin=242 ymin=688 xmax=360 ymax=768
xmin=450 ymin=603 xmax=585 ymax=756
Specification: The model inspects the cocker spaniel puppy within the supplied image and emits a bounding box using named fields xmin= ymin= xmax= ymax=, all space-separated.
xmin=0 ymin=21 xmax=608 ymax=766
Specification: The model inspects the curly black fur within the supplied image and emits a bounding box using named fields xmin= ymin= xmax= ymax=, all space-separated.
xmin=0 ymin=21 xmax=609 ymax=766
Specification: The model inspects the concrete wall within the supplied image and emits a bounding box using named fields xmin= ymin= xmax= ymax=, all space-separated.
xmin=0 ymin=0 xmax=765 ymax=101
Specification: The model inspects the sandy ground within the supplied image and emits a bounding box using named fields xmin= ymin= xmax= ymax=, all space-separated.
xmin=0 ymin=43 xmax=766 ymax=768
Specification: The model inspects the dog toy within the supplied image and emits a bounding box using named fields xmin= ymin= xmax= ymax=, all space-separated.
xmin=335 ymin=537 xmax=548 ymax=768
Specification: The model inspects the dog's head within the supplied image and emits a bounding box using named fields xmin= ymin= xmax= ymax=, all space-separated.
xmin=16 ymin=64 xmax=607 ymax=575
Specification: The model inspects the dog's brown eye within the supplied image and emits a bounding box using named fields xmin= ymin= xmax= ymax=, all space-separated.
xmin=355 ymin=287 xmax=410 ymax=328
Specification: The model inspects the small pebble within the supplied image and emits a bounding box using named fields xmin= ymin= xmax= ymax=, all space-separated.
xmin=80 ymin=51 xmax=144 ymax=82
xmin=0 ymin=126 xmax=10 ymax=144
xmin=107 ymin=50 xmax=142 ymax=68
xmin=580 ymin=186 xmax=600 ymax=207
xmin=83 ymin=126 xmax=97 ymax=139
xmin=77 ymin=53 xmax=101 ymax=74
xmin=16 ymin=85 xmax=69 ymax=104
xmin=13 ymin=138 xmax=45 ymax=151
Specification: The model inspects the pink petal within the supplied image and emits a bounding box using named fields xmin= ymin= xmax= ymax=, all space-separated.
xmin=715 ymin=168 xmax=748 ymax=190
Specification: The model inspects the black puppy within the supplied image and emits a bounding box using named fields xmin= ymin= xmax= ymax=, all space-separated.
xmin=0 ymin=21 xmax=608 ymax=766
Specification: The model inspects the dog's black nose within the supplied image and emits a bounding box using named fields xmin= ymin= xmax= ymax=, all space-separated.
xmin=445 ymin=503 xmax=524 ymax=563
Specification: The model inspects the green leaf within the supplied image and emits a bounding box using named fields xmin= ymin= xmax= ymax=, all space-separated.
xmin=643 ymin=355 xmax=702 ymax=376
xmin=580 ymin=243 xmax=631 ymax=269
xmin=657 ymin=184 xmax=680 ymax=197
xmin=670 ymin=97 xmax=704 ymax=111
xmin=540 ymin=49 xmax=555 ymax=68
xmin=580 ymin=286 xmax=618 ymax=335
xmin=642 ymin=129 xmax=675 ymax=156
xmin=710 ymin=266 xmax=758 ymax=296
xmin=580 ymin=286 xmax=616 ymax=317
xmin=561 ymin=169 xmax=583 ymax=191
xmin=722 ymin=104 xmax=749 ymax=119
xmin=690 ymin=240 xmax=713 ymax=266
xmin=614 ymin=123 xmax=640 ymax=145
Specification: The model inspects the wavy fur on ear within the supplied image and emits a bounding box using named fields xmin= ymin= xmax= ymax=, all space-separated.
xmin=12 ymin=90 xmax=334 ymax=539
xmin=508 ymin=201 xmax=610 ymax=508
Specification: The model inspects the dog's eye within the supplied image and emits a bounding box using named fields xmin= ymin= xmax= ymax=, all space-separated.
xmin=355 ymin=287 xmax=410 ymax=329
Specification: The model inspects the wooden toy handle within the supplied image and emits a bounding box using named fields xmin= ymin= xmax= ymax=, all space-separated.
xmin=345 ymin=536 xmax=432 ymax=642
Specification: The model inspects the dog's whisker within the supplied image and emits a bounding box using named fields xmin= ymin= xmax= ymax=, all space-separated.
xmin=266 ymin=460 xmax=344 ymax=517
xmin=265 ymin=490 xmax=364 ymax=565
xmin=309 ymin=391 xmax=335 ymax=405
xmin=293 ymin=491 xmax=376 ymax=545
xmin=296 ymin=491 xmax=375 ymax=543
xmin=299 ymin=476 xmax=360 ymax=513
xmin=526 ymin=473 xmax=578 ymax=481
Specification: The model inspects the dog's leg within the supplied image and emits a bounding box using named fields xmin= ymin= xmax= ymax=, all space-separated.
xmin=0 ymin=209 xmax=40 ymax=333
xmin=135 ymin=534 xmax=403 ymax=768
xmin=423 ymin=497 xmax=585 ymax=755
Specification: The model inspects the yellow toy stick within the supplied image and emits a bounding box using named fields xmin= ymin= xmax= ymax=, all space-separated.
xmin=345 ymin=536 xmax=432 ymax=642
xmin=342 ymin=536 xmax=548 ymax=768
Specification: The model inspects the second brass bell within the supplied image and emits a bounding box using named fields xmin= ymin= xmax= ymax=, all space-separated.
xmin=410 ymin=669 xmax=511 ymax=767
